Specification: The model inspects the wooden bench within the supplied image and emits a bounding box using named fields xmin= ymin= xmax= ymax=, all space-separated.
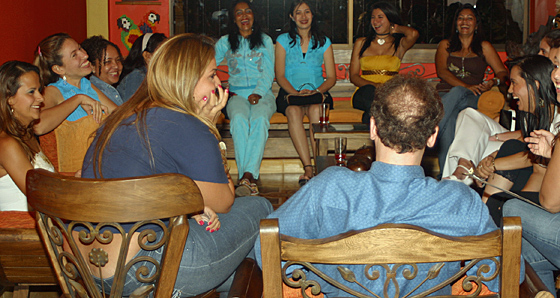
xmin=0 ymin=212 xmax=58 ymax=298
xmin=217 ymin=48 xmax=507 ymax=176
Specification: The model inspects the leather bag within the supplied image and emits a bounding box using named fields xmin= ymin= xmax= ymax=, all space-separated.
xmin=285 ymin=83 xmax=325 ymax=106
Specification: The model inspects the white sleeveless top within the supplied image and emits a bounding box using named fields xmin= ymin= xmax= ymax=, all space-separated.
xmin=0 ymin=151 xmax=55 ymax=211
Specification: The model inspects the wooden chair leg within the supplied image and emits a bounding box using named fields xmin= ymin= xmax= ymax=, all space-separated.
xmin=228 ymin=258 xmax=263 ymax=298
xmin=520 ymin=261 xmax=555 ymax=298
xmin=13 ymin=285 xmax=30 ymax=298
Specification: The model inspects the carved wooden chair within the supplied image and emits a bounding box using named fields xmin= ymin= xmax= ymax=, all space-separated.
xmin=260 ymin=217 xmax=528 ymax=298
xmin=26 ymin=169 xmax=203 ymax=298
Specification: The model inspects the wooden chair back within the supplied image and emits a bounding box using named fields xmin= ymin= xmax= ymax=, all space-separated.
xmin=260 ymin=217 xmax=522 ymax=298
xmin=26 ymin=169 xmax=204 ymax=298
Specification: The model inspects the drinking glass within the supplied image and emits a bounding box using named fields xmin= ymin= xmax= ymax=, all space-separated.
xmin=334 ymin=137 xmax=347 ymax=166
xmin=320 ymin=103 xmax=330 ymax=125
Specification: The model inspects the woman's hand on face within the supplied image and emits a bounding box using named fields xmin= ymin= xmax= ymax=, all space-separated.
xmin=248 ymin=94 xmax=261 ymax=105
xmin=199 ymin=86 xmax=228 ymax=123
xmin=192 ymin=206 xmax=221 ymax=233
xmin=526 ymin=129 xmax=555 ymax=158
xmin=79 ymin=95 xmax=110 ymax=123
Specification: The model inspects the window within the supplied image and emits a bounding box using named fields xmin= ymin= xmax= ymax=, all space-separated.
xmin=173 ymin=0 xmax=526 ymax=46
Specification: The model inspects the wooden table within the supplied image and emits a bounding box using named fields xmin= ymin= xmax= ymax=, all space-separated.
xmin=311 ymin=123 xmax=371 ymax=157
xmin=312 ymin=123 xmax=372 ymax=174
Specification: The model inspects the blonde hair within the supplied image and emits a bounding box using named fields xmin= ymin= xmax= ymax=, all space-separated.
xmin=91 ymin=33 xmax=219 ymax=177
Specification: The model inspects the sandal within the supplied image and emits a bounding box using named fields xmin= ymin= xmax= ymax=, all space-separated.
xmin=235 ymin=178 xmax=259 ymax=197
xmin=298 ymin=165 xmax=314 ymax=187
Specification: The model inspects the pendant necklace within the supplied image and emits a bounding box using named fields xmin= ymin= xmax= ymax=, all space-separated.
xmin=376 ymin=32 xmax=390 ymax=45
xmin=458 ymin=50 xmax=472 ymax=79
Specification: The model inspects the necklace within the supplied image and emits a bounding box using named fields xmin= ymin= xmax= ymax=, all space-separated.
xmin=376 ymin=32 xmax=390 ymax=45
xmin=457 ymin=50 xmax=472 ymax=79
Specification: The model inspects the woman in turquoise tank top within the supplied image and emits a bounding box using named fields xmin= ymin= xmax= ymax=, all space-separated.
xmin=32 ymin=33 xmax=117 ymax=136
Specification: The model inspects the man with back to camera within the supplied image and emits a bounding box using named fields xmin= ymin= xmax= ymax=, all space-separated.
xmin=254 ymin=75 xmax=518 ymax=297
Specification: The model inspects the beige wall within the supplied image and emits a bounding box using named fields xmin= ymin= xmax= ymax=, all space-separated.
xmin=87 ymin=0 xmax=109 ymax=38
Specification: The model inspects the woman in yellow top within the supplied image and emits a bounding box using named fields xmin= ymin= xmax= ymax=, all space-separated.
xmin=350 ymin=2 xmax=418 ymax=123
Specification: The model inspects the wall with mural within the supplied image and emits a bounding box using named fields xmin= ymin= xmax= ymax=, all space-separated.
xmin=109 ymin=0 xmax=169 ymax=55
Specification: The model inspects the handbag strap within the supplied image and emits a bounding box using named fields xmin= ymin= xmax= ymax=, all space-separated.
xmin=296 ymin=83 xmax=319 ymax=92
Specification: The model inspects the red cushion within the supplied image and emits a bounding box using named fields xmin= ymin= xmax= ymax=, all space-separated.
xmin=0 ymin=211 xmax=36 ymax=229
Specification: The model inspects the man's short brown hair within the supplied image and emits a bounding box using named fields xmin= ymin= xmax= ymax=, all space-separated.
xmin=369 ymin=75 xmax=443 ymax=153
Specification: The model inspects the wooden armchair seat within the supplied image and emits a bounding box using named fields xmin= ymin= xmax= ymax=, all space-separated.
xmin=259 ymin=217 xmax=550 ymax=298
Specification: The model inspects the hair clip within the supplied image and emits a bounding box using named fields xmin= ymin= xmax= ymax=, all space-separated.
xmin=37 ymin=46 xmax=43 ymax=57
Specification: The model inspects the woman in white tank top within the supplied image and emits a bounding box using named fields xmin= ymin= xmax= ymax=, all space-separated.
xmin=0 ymin=61 xmax=54 ymax=211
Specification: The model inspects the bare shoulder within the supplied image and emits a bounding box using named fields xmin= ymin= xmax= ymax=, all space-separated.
xmin=481 ymin=41 xmax=498 ymax=52
xmin=437 ymin=39 xmax=450 ymax=48
xmin=43 ymin=86 xmax=64 ymax=107
xmin=0 ymin=133 xmax=25 ymax=160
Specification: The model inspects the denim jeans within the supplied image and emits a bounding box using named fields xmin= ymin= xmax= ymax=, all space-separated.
xmin=437 ymin=87 xmax=480 ymax=175
xmin=503 ymin=199 xmax=560 ymax=296
xmin=96 ymin=196 xmax=273 ymax=297
xmin=226 ymin=89 xmax=276 ymax=179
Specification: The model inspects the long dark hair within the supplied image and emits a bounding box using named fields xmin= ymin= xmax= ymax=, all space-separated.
xmin=287 ymin=0 xmax=326 ymax=50
xmin=359 ymin=2 xmax=404 ymax=57
xmin=509 ymin=55 xmax=557 ymax=138
xmin=227 ymin=0 xmax=264 ymax=53
xmin=447 ymin=4 xmax=484 ymax=56
xmin=119 ymin=33 xmax=166 ymax=80
xmin=0 ymin=61 xmax=42 ymax=160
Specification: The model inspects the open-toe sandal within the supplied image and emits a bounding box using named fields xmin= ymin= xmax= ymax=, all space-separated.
xmin=235 ymin=178 xmax=252 ymax=197
xmin=298 ymin=165 xmax=315 ymax=187
xmin=235 ymin=178 xmax=260 ymax=197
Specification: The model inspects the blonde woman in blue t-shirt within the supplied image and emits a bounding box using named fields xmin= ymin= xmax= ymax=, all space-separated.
xmin=275 ymin=0 xmax=336 ymax=186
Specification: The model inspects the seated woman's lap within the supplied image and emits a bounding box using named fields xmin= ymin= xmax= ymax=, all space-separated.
xmin=110 ymin=196 xmax=273 ymax=297
xmin=226 ymin=93 xmax=276 ymax=123
xmin=276 ymin=88 xmax=333 ymax=116
xmin=442 ymin=108 xmax=507 ymax=177
xmin=503 ymin=199 xmax=560 ymax=295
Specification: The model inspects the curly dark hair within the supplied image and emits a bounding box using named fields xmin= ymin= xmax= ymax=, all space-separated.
xmin=370 ymin=75 xmax=443 ymax=153
xmin=81 ymin=35 xmax=123 ymax=81
xmin=286 ymin=0 xmax=326 ymax=50
xmin=227 ymin=0 xmax=264 ymax=53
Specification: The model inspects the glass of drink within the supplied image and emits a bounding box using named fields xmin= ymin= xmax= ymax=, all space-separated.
xmin=334 ymin=137 xmax=347 ymax=166
xmin=320 ymin=103 xmax=330 ymax=125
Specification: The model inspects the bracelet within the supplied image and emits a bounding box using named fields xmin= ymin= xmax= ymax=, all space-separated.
xmin=493 ymin=133 xmax=500 ymax=141
xmin=491 ymin=157 xmax=497 ymax=172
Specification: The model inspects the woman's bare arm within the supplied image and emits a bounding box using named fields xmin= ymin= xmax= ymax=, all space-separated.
xmin=540 ymin=144 xmax=560 ymax=212
xmin=0 ymin=135 xmax=33 ymax=194
xmin=317 ymin=45 xmax=336 ymax=93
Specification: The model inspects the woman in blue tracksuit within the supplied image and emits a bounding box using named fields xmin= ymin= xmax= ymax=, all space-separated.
xmin=215 ymin=0 xmax=275 ymax=197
